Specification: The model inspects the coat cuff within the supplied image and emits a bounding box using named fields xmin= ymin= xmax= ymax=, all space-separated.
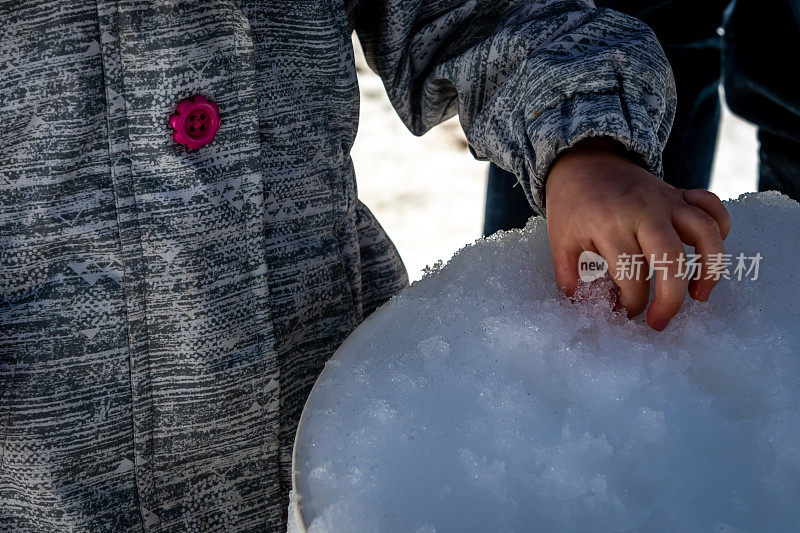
xmin=526 ymin=89 xmax=669 ymax=214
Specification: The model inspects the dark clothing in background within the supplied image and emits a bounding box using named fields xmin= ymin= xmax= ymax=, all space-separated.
xmin=724 ymin=0 xmax=800 ymax=201
xmin=484 ymin=0 xmax=800 ymax=235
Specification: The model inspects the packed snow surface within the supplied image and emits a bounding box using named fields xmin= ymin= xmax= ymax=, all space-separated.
xmin=291 ymin=193 xmax=800 ymax=532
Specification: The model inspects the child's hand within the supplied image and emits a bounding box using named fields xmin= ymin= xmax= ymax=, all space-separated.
xmin=545 ymin=139 xmax=731 ymax=331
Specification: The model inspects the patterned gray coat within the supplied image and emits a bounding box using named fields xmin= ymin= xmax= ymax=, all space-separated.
xmin=0 ymin=0 xmax=674 ymax=530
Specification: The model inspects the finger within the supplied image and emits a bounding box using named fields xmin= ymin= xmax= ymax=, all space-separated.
xmin=595 ymin=235 xmax=649 ymax=317
xmin=552 ymin=245 xmax=582 ymax=297
xmin=682 ymin=189 xmax=731 ymax=239
xmin=672 ymin=204 xmax=725 ymax=301
xmin=637 ymin=219 xmax=689 ymax=331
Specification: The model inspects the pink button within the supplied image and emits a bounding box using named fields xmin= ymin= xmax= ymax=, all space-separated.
xmin=169 ymin=94 xmax=221 ymax=149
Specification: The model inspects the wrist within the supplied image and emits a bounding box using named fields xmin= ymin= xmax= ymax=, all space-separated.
xmin=545 ymin=137 xmax=645 ymax=205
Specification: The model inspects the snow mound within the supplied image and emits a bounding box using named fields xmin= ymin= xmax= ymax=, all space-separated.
xmin=291 ymin=192 xmax=800 ymax=532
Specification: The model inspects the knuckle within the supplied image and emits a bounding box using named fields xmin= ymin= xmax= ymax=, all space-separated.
xmin=656 ymin=289 xmax=685 ymax=310
xmin=661 ymin=247 xmax=685 ymax=263
xmin=688 ymin=188 xmax=720 ymax=203
xmin=697 ymin=213 xmax=722 ymax=237
xmin=655 ymin=270 xmax=687 ymax=296
xmin=703 ymin=189 xmax=722 ymax=203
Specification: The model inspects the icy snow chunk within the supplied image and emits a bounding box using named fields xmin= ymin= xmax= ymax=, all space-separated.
xmin=292 ymin=193 xmax=800 ymax=532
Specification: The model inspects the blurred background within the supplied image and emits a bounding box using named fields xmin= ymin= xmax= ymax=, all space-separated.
xmin=351 ymin=37 xmax=759 ymax=282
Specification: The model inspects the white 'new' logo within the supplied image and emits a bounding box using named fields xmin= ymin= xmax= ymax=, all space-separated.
xmin=578 ymin=251 xmax=608 ymax=282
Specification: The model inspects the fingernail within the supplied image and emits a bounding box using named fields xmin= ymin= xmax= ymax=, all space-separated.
xmin=653 ymin=319 xmax=669 ymax=331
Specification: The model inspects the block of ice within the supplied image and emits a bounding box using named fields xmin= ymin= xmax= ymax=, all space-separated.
xmin=290 ymin=193 xmax=800 ymax=532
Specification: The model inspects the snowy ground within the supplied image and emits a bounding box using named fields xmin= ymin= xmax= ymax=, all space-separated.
xmin=351 ymin=39 xmax=759 ymax=281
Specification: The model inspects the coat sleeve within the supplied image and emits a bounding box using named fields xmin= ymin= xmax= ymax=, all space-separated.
xmin=349 ymin=0 xmax=676 ymax=215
